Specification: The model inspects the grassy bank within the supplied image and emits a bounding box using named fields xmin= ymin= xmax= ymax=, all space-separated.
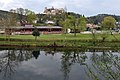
xmin=0 ymin=34 xmax=120 ymax=48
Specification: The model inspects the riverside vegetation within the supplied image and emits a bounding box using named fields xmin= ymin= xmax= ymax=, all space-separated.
xmin=0 ymin=34 xmax=120 ymax=49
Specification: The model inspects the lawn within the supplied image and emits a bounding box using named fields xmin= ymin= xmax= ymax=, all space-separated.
xmin=0 ymin=33 xmax=120 ymax=41
xmin=0 ymin=33 xmax=120 ymax=48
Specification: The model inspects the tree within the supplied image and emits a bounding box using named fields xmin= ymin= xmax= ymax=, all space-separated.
xmin=24 ymin=9 xmax=31 ymax=16
xmin=9 ymin=12 xmax=17 ymax=26
xmin=63 ymin=15 xmax=86 ymax=37
xmin=24 ymin=9 xmax=37 ymax=24
xmin=12 ymin=8 xmax=37 ymax=25
xmin=26 ymin=11 xmax=37 ymax=24
xmin=32 ymin=28 xmax=40 ymax=41
xmin=0 ymin=16 xmax=17 ymax=40
xmin=60 ymin=18 xmax=71 ymax=34
xmin=61 ymin=15 xmax=76 ymax=36
xmin=16 ymin=8 xmax=24 ymax=24
xmin=101 ymin=16 xmax=117 ymax=40
xmin=102 ymin=16 xmax=116 ymax=30
xmin=17 ymin=8 xmax=24 ymax=15
xmin=76 ymin=16 xmax=86 ymax=32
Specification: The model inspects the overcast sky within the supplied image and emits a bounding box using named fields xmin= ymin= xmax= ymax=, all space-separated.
xmin=0 ymin=0 xmax=120 ymax=17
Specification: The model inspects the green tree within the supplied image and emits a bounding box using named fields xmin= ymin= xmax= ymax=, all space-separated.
xmin=60 ymin=18 xmax=71 ymax=34
xmin=68 ymin=15 xmax=75 ymax=33
xmin=64 ymin=15 xmax=86 ymax=37
xmin=102 ymin=16 xmax=116 ymax=30
xmin=76 ymin=16 xmax=86 ymax=32
xmin=32 ymin=28 xmax=40 ymax=41
xmin=61 ymin=15 xmax=76 ymax=36
xmin=24 ymin=9 xmax=31 ymax=15
xmin=27 ymin=11 xmax=37 ymax=24
xmin=101 ymin=16 xmax=117 ymax=40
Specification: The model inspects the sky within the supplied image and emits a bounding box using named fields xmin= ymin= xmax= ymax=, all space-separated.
xmin=0 ymin=0 xmax=120 ymax=17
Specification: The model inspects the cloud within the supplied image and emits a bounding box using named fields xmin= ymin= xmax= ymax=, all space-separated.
xmin=0 ymin=0 xmax=120 ymax=16
xmin=0 ymin=0 xmax=13 ymax=10
xmin=48 ymin=0 xmax=67 ymax=8
xmin=0 ymin=0 xmax=24 ymax=10
xmin=0 ymin=0 xmax=13 ymax=4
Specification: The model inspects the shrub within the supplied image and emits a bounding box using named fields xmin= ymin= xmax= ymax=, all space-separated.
xmin=32 ymin=28 xmax=40 ymax=41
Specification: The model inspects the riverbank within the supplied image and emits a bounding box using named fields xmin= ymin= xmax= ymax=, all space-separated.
xmin=0 ymin=34 xmax=120 ymax=49
xmin=0 ymin=39 xmax=120 ymax=49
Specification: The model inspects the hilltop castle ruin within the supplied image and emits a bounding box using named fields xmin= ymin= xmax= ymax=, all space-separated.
xmin=43 ymin=7 xmax=66 ymax=15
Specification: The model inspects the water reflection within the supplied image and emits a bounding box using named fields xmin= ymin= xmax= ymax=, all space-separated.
xmin=0 ymin=48 xmax=119 ymax=80
xmin=0 ymin=49 xmax=33 ymax=79
xmin=88 ymin=50 xmax=120 ymax=80
xmin=0 ymin=50 xmax=18 ymax=79
xmin=61 ymin=49 xmax=88 ymax=80
xmin=32 ymin=50 xmax=40 ymax=59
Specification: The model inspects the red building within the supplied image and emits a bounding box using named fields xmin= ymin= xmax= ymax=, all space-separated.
xmin=5 ymin=26 xmax=63 ymax=35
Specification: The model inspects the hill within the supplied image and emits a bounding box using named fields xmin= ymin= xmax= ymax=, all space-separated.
xmin=37 ymin=12 xmax=82 ymax=26
xmin=0 ymin=10 xmax=11 ymax=19
xmin=1 ymin=9 xmax=120 ymax=25
xmin=0 ymin=10 xmax=25 ymax=21
xmin=87 ymin=14 xmax=120 ymax=24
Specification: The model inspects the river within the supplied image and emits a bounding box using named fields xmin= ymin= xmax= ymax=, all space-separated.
xmin=0 ymin=48 xmax=120 ymax=80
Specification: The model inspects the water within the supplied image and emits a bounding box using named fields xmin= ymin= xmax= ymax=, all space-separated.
xmin=0 ymin=48 xmax=120 ymax=80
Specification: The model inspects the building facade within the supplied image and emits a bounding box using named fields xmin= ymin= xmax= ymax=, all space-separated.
xmin=43 ymin=7 xmax=65 ymax=15
xmin=5 ymin=26 xmax=63 ymax=35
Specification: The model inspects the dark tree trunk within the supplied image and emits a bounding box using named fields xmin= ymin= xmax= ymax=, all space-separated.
xmin=35 ymin=36 xmax=37 ymax=41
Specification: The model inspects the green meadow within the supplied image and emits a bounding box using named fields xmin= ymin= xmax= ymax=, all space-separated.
xmin=0 ymin=34 xmax=120 ymax=48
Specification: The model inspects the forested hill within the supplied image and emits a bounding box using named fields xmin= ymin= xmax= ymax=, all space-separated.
xmin=87 ymin=14 xmax=120 ymax=24
xmin=1 ymin=9 xmax=120 ymax=25
xmin=0 ymin=10 xmax=10 ymax=19
xmin=0 ymin=10 xmax=24 ymax=21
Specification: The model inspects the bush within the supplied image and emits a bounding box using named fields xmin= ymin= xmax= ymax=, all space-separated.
xmin=32 ymin=28 xmax=40 ymax=41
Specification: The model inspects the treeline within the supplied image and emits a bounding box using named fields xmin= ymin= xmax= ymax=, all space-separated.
xmin=0 ymin=9 xmax=82 ymax=26
xmin=36 ymin=12 xmax=82 ymax=26
xmin=1 ymin=9 xmax=120 ymax=26
xmin=87 ymin=14 xmax=120 ymax=24
xmin=0 ymin=10 xmax=25 ymax=22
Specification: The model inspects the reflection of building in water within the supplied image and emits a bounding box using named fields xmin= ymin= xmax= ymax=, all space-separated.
xmin=43 ymin=7 xmax=65 ymax=15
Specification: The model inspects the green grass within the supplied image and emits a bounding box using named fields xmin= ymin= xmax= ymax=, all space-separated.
xmin=6 ymin=33 xmax=120 ymax=41
xmin=0 ymin=33 xmax=120 ymax=41
xmin=0 ymin=33 xmax=120 ymax=48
